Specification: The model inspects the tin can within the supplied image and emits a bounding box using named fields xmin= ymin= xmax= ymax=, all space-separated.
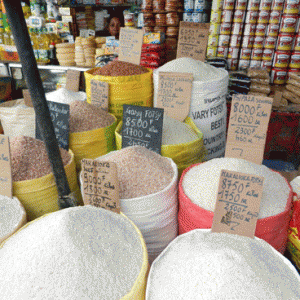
xmin=289 ymin=51 xmax=300 ymax=68
xmin=240 ymin=47 xmax=252 ymax=59
xmin=217 ymin=46 xmax=229 ymax=58
xmin=251 ymin=48 xmax=263 ymax=60
xmin=192 ymin=12 xmax=203 ymax=23
xmin=273 ymin=50 xmax=291 ymax=67
xmin=212 ymin=0 xmax=224 ymax=10
xmin=228 ymin=46 xmax=240 ymax=58
xmin=264 ymin=36 xmax=277 ymax=49
xmin=284 ymin=0 xmax=300 ymax=14
xmin=272 ymin=0 xmax=285 ymax=11
xmin=261 ymin=60 xmax=273 ymax=71
xmin=266 ymin=24 xmax=280 ymax=36
xmin=221 ymin=10 xmax=233 ymax=23
xmin=269 ymin=11 xmax=282 ymax=24
xmin=211 ymin=10 xmax=222 ymax=23
xmin=259 ymin=0 xmax=273 ymax=11
xmin=244 ymin=23 xmax=256 ymax=36
xmin=288 ymin=68 xmax=300 ymax=78
xmin=292 ymin=34 xmax=300 ymax=50
xmin=250 ymin=60 xmax=262 ymax=67
xmin=233 ymin=10 xmax=246 ymax=22
xmin=209 ymin=23 xmax=221 ymax=35
xmin=255 ymin=24 xmax=267 ymax=36
xmin=262 ymin=48 xmax=274 ymax=60
xmin=208 ymin=35 xmax=219 ymax=47
xmin=245 ymin=11 xmax=259 ymax=23
xmin=229 ymin=34 xmax=242 ymax=47
xmin=257 ymin=11 xmax=270 ymax=24
xmin=276 ymin=33 xmax=294 ymax=50
xmin=227 ymin=58 xmax=239 ymax=70
xmin=231 ymin=22 xmax=243 ymax=35
xmin=253 ymin=36 xmax=265 ymax=48
xmin=239 ymin=59 xmax=251 ymax=69
xmin=242 ymin=35 xmax=254 ymax=48
xmin=207 ymin=46 xmax=218 ymax=57
xmin=223 ymin=0 xmax=235 ymax=10
xmin=220 ymin=22 xmax=232 ymax=34
xmin=271 ymin=67 xmax=288 ymax=84
xmin=280 ymin=14 xmax=298 ymax=33
xmin=218 ymin=34 xmax=230 ymax=46
xmin=247 ymin=0 xmax=260 ymax=11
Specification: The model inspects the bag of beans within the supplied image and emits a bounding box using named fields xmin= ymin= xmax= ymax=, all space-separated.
xmin=0 ymin=206 xmax=149 ymax=299
xmin=178 ymin=158 xmax=293 ymax=254
xmin=115 ymin=116 xmax=207 ymax=175
xmin=68 ymin=101 xmax=118 ymax=170
xmin=11 ymin=136 xmax=82 ymax=221
xmin=84 ymin=61 xmax=153 ymax=120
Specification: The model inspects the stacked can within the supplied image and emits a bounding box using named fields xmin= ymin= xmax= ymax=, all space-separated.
xmin=207 ymin=0 xmax=224 ymax=58
xmin=238 ymin=0 xmax=259 ymax=70
xmin=183 ymin=0 xmax=211 ymax=24
xmin=271 ymin=0 xmax=299 ymax=84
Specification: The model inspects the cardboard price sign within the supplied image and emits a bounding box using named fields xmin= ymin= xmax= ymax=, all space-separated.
xmin=36 ymin=101 xmax=70 ymax=151
xmin=118 ymin=27 xmax=143 ymax=65
xmin=22 ymin=89 xmax=33 ymax=107
xmin=65 ymin=70 xmax=80 ymax=92
xmin=81 ymin=159 xmax=120 ymax=214
xmin=90 ymin=79 xmax=109 ymax=111
xmin=0 ymin=135 xmax=12 ymax=198
xmin=177 ymin=22 xmax=209 ymax=61
xmin=122 ymin=105 xmax=164 ymax=154
xmin=211 ymin=169 xmax=264 ymax=238
xmin=156 ymin=72 xmax=193 ymax=122
xmin=225 ymin=95 xmax=273 ymax=165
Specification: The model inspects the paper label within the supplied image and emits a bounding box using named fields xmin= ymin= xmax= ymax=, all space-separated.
xmin=122 ymin=105 xmax=164 ymax=154
xmin=90 ymin=79 xmax=109 ymax=111
xmin=36 ymin=101 xmax=70 ymax=151
xmin=22 ymin=89 xmax=33 ymax=107
xmin=177 ymin=22 xmax=210 ymax=61
xmin=273 ymin=91 xmax=283 ymax=107
xmin=118 ymin=27 xmax=143 ymax=65
xmin=81 ymin=159 xmax=120 ymax=214
xmin=212 ymin=169 xmax=264 ymax=238
xmin=0 ymin=135 xmax=12 ymax=198
xmin=225 ymin=94 xmax=273 ymax=164
xmin=65 ymin=70 xmax=80 ymax=92
xmin=156 ymin=72 xmax=193 ymax=122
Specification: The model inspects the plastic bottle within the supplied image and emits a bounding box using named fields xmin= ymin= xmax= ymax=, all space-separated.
xmin=29 ymin=28 xmax=39 ymax=61
xmin=37 ymin=28 xmax=49 ymax=63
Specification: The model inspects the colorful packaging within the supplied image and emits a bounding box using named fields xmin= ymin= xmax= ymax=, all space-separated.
xmin=272 ymin=0 xmax=285 ymax=11
xmin=273 ymin=51 xmax=291 ymax=68
xmin=255 ymin=24 xmax=267 ymax=36
xmin=251 ymin=48 xmax=263 ymax=60
xmin=223 ymin=0 xmax=235 ymax=10
xmin=218 ymin=34 xmax=230 ymax=46
xmin=293 ymin=34 xmax=300 ymax=50
xmin=280 ymin=14 xmax=298 ymax=33
xmin=247 ymin=0 xmax=261 ymax=10
xmin=245 ymin=10 xmax=259 ymax=23
xmin=207 ymin=46 xmax=218 ymax=57
xmin=217 ymin=46 xmax=229 ymax=57
xmin=209 ymin=23 xmax=221 ymax=35
xmin=231 ymin=22 xmax=243 ymax=35
xmin=233 ymin=10 xmax=246 ymax=23
xmin=227 ymin=46 xmax=239 ymax=58
xmin=240 ymin=47 xmax=252 ymax=59
xmin=244 ymin=23 xmax=257 ymax=35
xmin=221 ymin=10 xmax=233 ymax=23
xmin=257 ymin=10 xmax=270 ymax=24
xmin=269 ymin=11 xmax=282 ymax=24
xmin=242 ymin=35 xmax=254 ymax=48
xmin=266 ymin=24 xmax=280 ymax=36
xmin=235 ymin=0 xmax=248 ymax=10
xmin=284 ymin=0 xmax=300 ymax=14
xmin=250 ymin=59 xmax=262 ymax=67
xmin=229 ymin=34 xmax=242 ymax=47
xmin=276 ymin=33 xmax=295 ymax=51
xmin=239 ymin=59 xmax=251 ymax=69
xmin=220 ymin=22 xmax=232 ymax=34
xmin=253 ymin=36 xmax=265 ymax=48
xmin=208 ymin=35 xmax=219 ymax=47
xmin=261 ymin=60 xmax=272 ymax=71
xmin=271 ymin=67 xmax=288 ymax=84
xmin=227 ymin=58 xmax=238 ymax=70
xmin=262 ymin=48 xmax=275 ymax=61
xmin=264 ymin=36 xmax=277 ymax=49
xmin=289 ymin=51 xmax=300 ymax=68
xmin=259 ymin=0 xmax=273 ymax=11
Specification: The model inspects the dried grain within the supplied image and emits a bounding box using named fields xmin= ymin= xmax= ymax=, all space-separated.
xmin=100 ymin=146 xmax=174 ymax=199
xmin=10 ymin=136 xmax=71 ymax=182
xmin=69 ymin=100 xmax=114 ymax=132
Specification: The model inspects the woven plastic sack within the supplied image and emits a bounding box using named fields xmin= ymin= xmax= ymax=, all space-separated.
xmin=69 ymin=114 xmax=118 ymax=171
xmin=13 ymin=150 xmax=82 ymax=221
xmin=0 ymin=211 xmax=149 ymax=300
xmin=115 ymin=117 xmax=207 ymax=175
xmin=178 ymin=164 xmax=293 ymax=254
xmin=84 ymin=67 xmax=153 ymax=120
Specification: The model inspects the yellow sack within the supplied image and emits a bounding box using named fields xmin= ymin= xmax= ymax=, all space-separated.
xmin=84 ymin=68 xmax=153 ymax=120
xmin=13 ymin=150 xmax=82 ymax=221
xmin=115 ymin=117 xmax=207 ymax=175
xmin=0 ymin=211 xmax=149 ymax=300
xmin=69 ymin=114 xmax=118 ymax=171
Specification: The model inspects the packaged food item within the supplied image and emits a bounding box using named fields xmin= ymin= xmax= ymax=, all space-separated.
xmin=293 ymin=34 xmax=300 ymax=51
xmin=235 ymin=0 xmax=248 ymax=10
xmin=245 ymin=10 xmax=259 ymax=23
xmin=264 ymin=36 xmax=277 ymax=49
xmin=227 ymin=47 xmax=239 ymax=58
xmin=211 ymin=10 xmax=222 ymax=23
xmin=259 ymin=0 xmax=273 ymax=11
xmin=166 ymin=12 xmax=179 ymax=26
xmin=284 ymin=88 xmax=300 ymax=102
xmin=250 ymin=83 xmax=271 ymax=94
xmin=206 ymin=46 xmax=218 ymax=57
xmin=273 ymin=51 xmax=291 ymax=68
xmin=223 ymin=0 xmax=235 ymax=10
xmin=250 ymin=60 xmax=262 ymax=67
xmin=212 ymin=0 xmax=224 ymax=10
xmin=208 ymin=35 xmax=219 ymax=47
xmin=239 ymin=59 xmax=251 ymax=69
xmin=284 ymin=0 xmax=300 ymax=14
xmin=277 ymin=33 xmax=295 ymax=50
xmin=165 ymin=0 xmax=178 ymax=11
xmin=229 ymin=35 xmax=241 ymax=47
xmin=257 ymin=11 xmax=270 ymax=24
xmin=251 ymin=48 xmax=263 ymax=60
xmin=233 ymin=10 xmax=246 ymax=23
xmin=248 ymin=67 xmax=270 ymax=78
xmin=255 ymin=24 xmax=267 ymax=36
xmin=155 ymin=13 xmax=166 ymax=26
xmin=218 ymin=34 xmax=230 ymax=46
xmin=289 ymin=70 xmax=300 ymax=81
xmin=266 ymin=24 xmax=280 ymax=37
xmin=217 ymin=46 xmax=229 ymax=57
xmin=271 ymin=67 xmax=288 ymax=84
xmin=269 ymin=11 xmax=282 ymax=24
xmin=194 ymin=0 xmax=205 ymax=11
xmin=262 ymin=48 xmax=274 ymax=61
xmin=209 ymin=23 xmax=221 ymax=35
xmin=231 ymin=23 xmax=243 ymax=35
xmin=251 ymin=77 xmax=270 ymax=85
xmin=221 ymin=10 xmax=233 ymax=23
xmin=244 ymin=23 xmax=256 ymax=35
xmin=247 ymin=0 xmax=261 ymax=10
xmin=289 ymin=51 xmax=300 ymax=68
xmin=242 ymin=35 xmax=254 ymax=48
xmin=287 ymin=78 xmax=300 ymax=88
xmin=261 ymin=60 xmax=272 ymax=71
xmin=220 ymin=22 xmax=232 ymax=35
xmin=240 ymin=47 xmax=252 ymax=59
xmin=253 ymin=36 xmax=265 ymax=48
xmin=280 ymin=14 xmax=298 ymax=33
xmin=272 ymin=0 xmax=285 ymax=11
xmin=183 ymin=12 xmax=193 ymax=22
xmin=227 ymin=58 xmax=239 ymax=70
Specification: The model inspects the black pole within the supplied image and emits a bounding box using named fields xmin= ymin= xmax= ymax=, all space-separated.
xmin=3 ymin=0 xmax=76 ymax=209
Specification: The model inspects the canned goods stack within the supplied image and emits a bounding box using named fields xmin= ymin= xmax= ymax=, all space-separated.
xmin=183 ymin=0 xmax=211 ymax=24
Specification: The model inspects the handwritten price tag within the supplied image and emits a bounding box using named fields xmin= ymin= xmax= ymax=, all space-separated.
xmin=90 ymin=80 xmax=109 ymax=111
xmin=65 ymin=70 xmax=80 ymax=92
xmin=225 ymin=94 xmax=273 ymax=164
xmin=177 ymin=22 xmax=210 ymax=61
xmin=81 ymin=159 xmax=120 ymax=214
xmin=0 ymin=135 xmax=12 ymax=198
xmin=212 ymin=169 xmax=264 ymax=238
xmin=156 ymin=72 xmax=193 ymax=122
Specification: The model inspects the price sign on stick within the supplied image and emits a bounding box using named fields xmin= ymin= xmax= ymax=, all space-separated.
xmin=225 ymin=94 xmax=273 ymax=165
xmin=177 ymin=22 xmax=210 ymax=61
xmin=65 ymin=70 xmax=80 ymax=92
xmin=81 ymin=159 xmax=120 ymax=214
xmin=119 ymin=27 xmax=143 ymax=65
xmin=0 ymin=135 xmax=12 ymax=198
xmin=211 ymin=169 xmax=264 ymax=238
xmin=90 ymin=79 xmax=109 ymax=111
xmin=122 ymin=105 xmax=164 ymax=154
xmin=156 ymin=72 xmax=193 ymax=122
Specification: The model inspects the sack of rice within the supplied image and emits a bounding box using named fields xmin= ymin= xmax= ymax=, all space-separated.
xmin=178 ymin=158 xmax=293 ymax=253
xmin=153 ymin=58 xmax=229 ymax=160
xmin=90 ymin=146 xmax=178 ymax=263
xmin=0 ymin=206 xmax=148 ymax=299
xmin=85 ymin=61 xmax=153 ymax=120
xmin=146 ymin=229 xmax=300 ymax=300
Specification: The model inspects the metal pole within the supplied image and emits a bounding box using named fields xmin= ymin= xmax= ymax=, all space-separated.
xmin=2 ymin=0 xmax=76 ymax=209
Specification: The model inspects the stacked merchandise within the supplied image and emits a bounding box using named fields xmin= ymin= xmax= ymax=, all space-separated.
xmin=74 ymin=36 xmax=97 ymax=67
xmin=183 ymin=0 xmax=210 ymax=23
xmin=56 ymin=43 xmax=76 ymax=66
xmin=140 ymin=43 xmax=166 ymax=69
xmin=94 ymin=10 xmax=109 ymax=32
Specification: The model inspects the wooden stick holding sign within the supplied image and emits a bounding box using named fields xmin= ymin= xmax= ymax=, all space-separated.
xmin=0 ymin=135 xmax=12 ymax=198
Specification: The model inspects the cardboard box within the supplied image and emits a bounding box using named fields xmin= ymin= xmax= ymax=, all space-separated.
xmin=143 ymin=32 xmax=165 ymax=44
